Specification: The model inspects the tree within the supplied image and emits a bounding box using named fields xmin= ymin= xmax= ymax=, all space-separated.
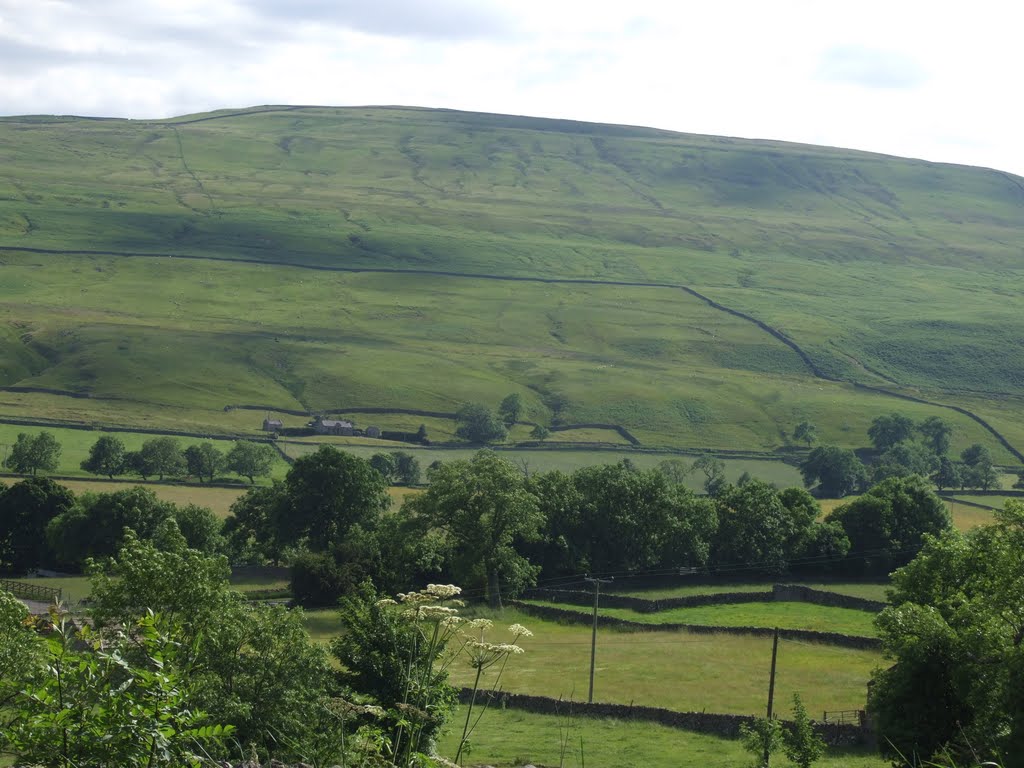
xmin=46 ymin=486 xmax=176 ymax=567
xmin=932 ymin=457 xmax=963 ymax=491
xmin=3 ymin=431 xmax=61 ymax=476
xmin=222 ymin=483 xmax=289 ymax=564
xmin=122 ymin=449 xmax=153 ymax=480
xmin=499 ymin=392 xmax=523 ymax=426
xmin=80 ymin=435 xmax=126 ymax=479
xmin=530 ymin=423 xmax=550 ymax=441
xmin=85 ymin=529 xmax=336 ymax=760
xmin=868 ymin=502 xmax=1024 ymax=764
xmin=918 ymin=416 xmax=953 ymax=456
xmin=793 ymin=420 xmax=817 ymax=448
xmin=289 ymin=551 xmax=348 ymax=606
xmin=656 ymin=457 xmax=691 ymax=486
xmin=0 ymin=478 xmax=75 ymax=574
xmin=391 ymin=451 xmax=421 ymax=485
xmin=172 ymin=503 xmax=223 ymax=554
xmin=868 ymin=413 xmax=916 ymax=451
xmin=184 ymin=442 xmax=223 ymax=483
xmin=960 ymin=443 xmax=1000 ymax=490
xmin=405 ymin=450 xmax=542 ymax=608
xmin=711 ymin=482 xmax=817 ymax=574
xmin=139 ymin=436 xmax=185 ymax=480
xmin=692 ymin=453 xmax=727 ymax=495
xmin=280 ymin=445 xmax=389 ymax=551
xmin=224 ymin=440 xmax=276 ymax=484
xmin=739 ymin=716 xmax=783 ymax=768
xmin=827 ymin=474 xmax=951 ymax=576
xmin=455 ymin=403 xmax=508 ymax=443
xmin=799 ymin=445 xmax=867 ymax=497
xmin=369 ymin=452 xmax=398 ymax=482
xmin=415 ymin=423 xmax=429 ymax=444
xmin=782 ymin=693 xmax=826 ymax=768
xmin=872 ymin=440 xmax=940 ymax=482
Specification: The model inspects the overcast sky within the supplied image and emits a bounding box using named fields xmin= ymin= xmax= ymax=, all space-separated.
xmin=2 ymin=0 xmax=1022 ymax=176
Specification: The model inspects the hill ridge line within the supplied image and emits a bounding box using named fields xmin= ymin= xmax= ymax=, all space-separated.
xmin=4 ymin=244 xmax=1021 ymax=461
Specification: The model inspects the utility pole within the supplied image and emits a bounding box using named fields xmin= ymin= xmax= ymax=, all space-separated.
xmin=764 ymin=626 xmax=780 ymax=766
xmin=585 ymin=575 xmax=613 ymax=703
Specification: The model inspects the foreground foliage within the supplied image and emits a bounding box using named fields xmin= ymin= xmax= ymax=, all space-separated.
xmin=869 ymin=500 xmax=1024 ymax=765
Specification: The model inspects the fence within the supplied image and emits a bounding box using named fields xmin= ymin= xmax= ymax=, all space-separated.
xmin=0 ymin=579 xmax=62 ymax=603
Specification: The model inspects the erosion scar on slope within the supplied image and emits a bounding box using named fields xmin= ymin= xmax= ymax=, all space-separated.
xmin=3 ymin=245 xmax=1021 ymax=462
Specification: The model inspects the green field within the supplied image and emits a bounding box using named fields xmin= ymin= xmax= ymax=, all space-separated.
xmin=436 ymin=707 xmax=887 ymax=768
xmin=522 ymin=599 xmax=879 ymax=636
xmin=304 ymin=606 xmax=880 ymax=716
xmin=615 ymin=581 xmax=890 ymax=602
xmin=0 ymin=107 xmax=1022 ymax=459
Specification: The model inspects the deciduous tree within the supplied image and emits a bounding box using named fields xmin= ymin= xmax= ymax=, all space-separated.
xmin=224 ymin=440 xmax=276 ymax=484
xmin=3 ymin=432 xmax=61 ymax=476
xmin=139 ymin=436 xmax=185 ymax=480
xmin=799 ymin=445 xmax=867 ymax=497
xmin=868 ymin=413 xmax=915 ymax=451
xmin=81 ymin=435 xmax=126 ymax=479
xmin=184 ymin=443 xmax=223 ymax=483
xmin=405 ymin=450 xmax=542 ymax=607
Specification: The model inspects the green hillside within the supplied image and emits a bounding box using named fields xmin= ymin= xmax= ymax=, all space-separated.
xmin=1 ymin=106 xmax=1022 ymax=457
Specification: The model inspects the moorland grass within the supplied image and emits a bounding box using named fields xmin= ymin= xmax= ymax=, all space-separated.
xmin=435 ymin=706 xmax=889 ymax=768
xmin=521 ymin=599 xmax=879 ymax=636
xmin=1 ymin=107 xmax=1022 ymax=457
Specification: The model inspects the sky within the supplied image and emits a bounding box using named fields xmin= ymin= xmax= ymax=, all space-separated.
xmin=2 ymin=0 xmax=1022 ymax=176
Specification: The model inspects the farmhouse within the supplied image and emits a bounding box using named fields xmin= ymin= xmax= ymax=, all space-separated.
xmin=262 ymin=417 xmax=284 ymax=432
xmin=313 ymin=416 xmax=355 ymax=436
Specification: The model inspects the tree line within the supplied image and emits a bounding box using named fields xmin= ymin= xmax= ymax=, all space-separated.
xmin=3 ymin=431 xmax=278 ymax=484
xmin=796 ymin=412 xmax=1012 ymax=497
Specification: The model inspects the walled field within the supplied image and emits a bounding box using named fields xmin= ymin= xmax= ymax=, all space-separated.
xmin=436 ymin=706 xmax=888 ymax=768
xmin=521 ymin=599 xmax=879 ymax=636
xmin=304 ymin=606 xmax=881 ymax=717
xmin=615 ymin=581 xmax=890 ymax=602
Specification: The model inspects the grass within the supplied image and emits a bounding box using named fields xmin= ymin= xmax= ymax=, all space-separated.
xmin=947 ymin=501 xmax=998 ymax=531
xmin=522 ymin=599 xmax=879 ymax=636
xmin=435 ymin=706 xmax=889 ymax=768
xmin=0 ymin=106 xmax=1022 ymax=458
xmin=614 ymin=581 xmax=891 ymax=602
xmin=303 ymin=606 xmax=881 ymax=716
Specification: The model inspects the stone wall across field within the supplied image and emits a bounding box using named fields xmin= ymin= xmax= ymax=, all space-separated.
xmin=525 ymin=588 xmax=771 ymax=612
xmin=509 ymin=600 xmax=883 ymax=651
xmin=527 ymin=583 xmax=885 ymax=614
xmin=771 ymin=584 xmax=886 ymax=613
xmin=457 ymin=689 xmax=871 ymax=747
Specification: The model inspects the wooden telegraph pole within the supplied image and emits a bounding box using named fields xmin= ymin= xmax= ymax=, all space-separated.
xmin=585 ymin=575 xmax=613 ymax=703
xmin=764 ymin=626 xmax=780 ymax=765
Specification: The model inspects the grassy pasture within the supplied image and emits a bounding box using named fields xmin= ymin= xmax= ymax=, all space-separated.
xmin=436 ymin=707 xmax=888 ymax=768
xmin=303 ymin=606 xmax=881 ymax=716
xmin=521 ymin=599 xmax=879 ymax=636
xmin=615 ymin=581 xmax=891 ymax=602
xmin=1 ymin=107 xmax=1022 ymax=456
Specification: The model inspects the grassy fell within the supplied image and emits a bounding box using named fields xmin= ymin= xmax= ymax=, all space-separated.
xmin=0 ymin=107 xmax=1022 ymax=458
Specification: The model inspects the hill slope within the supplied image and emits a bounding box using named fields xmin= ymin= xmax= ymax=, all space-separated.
xmin=0 ymin=106 xmax=1022 ymax=457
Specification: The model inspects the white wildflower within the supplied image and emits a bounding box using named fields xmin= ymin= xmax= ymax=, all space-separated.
xmin=425 ymin=584 xmax=462 ymax=599
xmin=466 ymin=618 xmax=493 ymax=631
xmin=508 ymin=624 xmax=533 ymax=638
xmin=376 ymin=598 xmax=398 ymax=607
